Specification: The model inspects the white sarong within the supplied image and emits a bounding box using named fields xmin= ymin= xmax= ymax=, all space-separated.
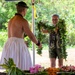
xmin=0 ymin=37 xmax=32 ymax=70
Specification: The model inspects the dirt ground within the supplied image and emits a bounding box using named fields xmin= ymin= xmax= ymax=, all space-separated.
xmin=30 ymin=48 xmax=75 ymax=68
xmin=0 ymin=48 xmax=75 ymax=69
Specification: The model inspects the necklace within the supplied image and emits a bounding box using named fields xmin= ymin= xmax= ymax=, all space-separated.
xmin=15 ymin=13 xmax=23 ymax=17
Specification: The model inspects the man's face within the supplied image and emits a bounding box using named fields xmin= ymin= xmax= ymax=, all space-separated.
xmin=52 ymin=16 xmax=59 ymax=25
xmin=23 ymin=8 xmax=27 ymax=16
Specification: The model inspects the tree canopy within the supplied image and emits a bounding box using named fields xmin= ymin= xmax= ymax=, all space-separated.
xmin=0 ymin=0 xmax=75 ymax=47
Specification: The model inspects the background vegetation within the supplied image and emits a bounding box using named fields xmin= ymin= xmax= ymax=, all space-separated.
xmin=0 ymin=0 xmax=75 ymax=51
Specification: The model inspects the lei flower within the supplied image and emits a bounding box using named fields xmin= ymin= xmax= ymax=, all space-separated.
xmin=30 ymin=64 xmax=44 ymax=74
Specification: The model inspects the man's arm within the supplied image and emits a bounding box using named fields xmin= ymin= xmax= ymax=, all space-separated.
xmin=41 ymin=28 xmax=49 ymax=33
xmin=22 ymin=20 xmax=42 ymax=48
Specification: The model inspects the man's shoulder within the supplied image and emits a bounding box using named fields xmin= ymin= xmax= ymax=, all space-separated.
xmin=20 ymin=17 xmax=27 ymax=22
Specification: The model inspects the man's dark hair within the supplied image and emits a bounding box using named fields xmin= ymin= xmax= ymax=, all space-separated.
xmin=52 ymin=14 xmax=59 ymax=18
xmin=16 ymin=1 xmax=28 ymax=13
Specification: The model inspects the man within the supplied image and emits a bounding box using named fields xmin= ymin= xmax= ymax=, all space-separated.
xmin=0 ymin=1 xmax=42 ymax=70
xmin=42 ymin=14 xmax=63 ymax=68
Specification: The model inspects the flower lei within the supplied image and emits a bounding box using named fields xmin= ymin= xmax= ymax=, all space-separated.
xmin=36 ymin=21 xmax=55 ymax=55
xmin=56 ymin=19 xmax=67 ymax=59
xmin=36 ymin=19 xmax=67 ymax=59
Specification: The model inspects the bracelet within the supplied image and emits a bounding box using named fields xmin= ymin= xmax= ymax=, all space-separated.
xmin=36 ymin=40 xmax=40 ymax=46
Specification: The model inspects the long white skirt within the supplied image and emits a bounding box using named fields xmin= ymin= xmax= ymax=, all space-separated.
xmin=0 ymin=37 xmax=32 ymax=70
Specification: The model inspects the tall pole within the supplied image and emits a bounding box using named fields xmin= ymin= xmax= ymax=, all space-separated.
xmin=31 ymin=0 xmax=35 ymax=66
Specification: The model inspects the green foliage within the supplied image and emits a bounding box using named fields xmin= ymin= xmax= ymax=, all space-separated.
xmin=36 ymin=19 xmax=67 ymax=59
xmin=35 ymin=20 xmax=55 ymax=55
xmin=0 ymin=1 xmax=16 ymax=29
xmin=0 ymin=0 xmax=75 ymax=50
xmin=56 ymin=19 xmax=67 ymax=59
xmin=0 ymin=31 xmax=7 ymax=48
xmin=0 ymin=58 xmax=48 ymax=75
xmin=36 ymin=21 xmax=49 ymax=55
xmin=24 ymin=35 xmax=32 ymax=48
xmin=66 ymin=28 xmax=75 ymax=46
xmin=35 ymin=0 xmax=75 ymax=47
xmin=0 ymin=58 xmax=25 ymax=75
